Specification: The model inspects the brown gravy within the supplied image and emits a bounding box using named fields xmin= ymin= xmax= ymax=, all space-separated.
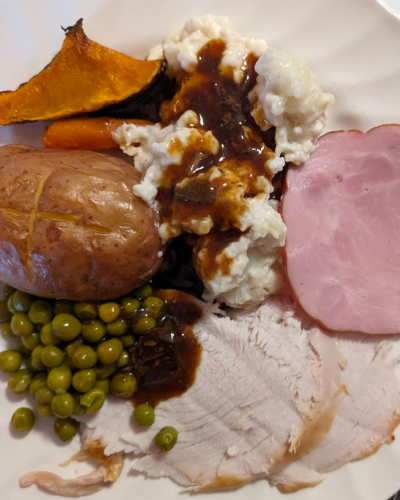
xmin=129 ymin=290 xmax=202 ymax=406
xmin=127 ymin=42 xmax=280 ymax=405
xmin=156 ymin=39 xmax=276 ymax=279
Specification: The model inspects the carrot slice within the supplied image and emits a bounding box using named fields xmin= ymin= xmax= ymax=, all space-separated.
xmin=0 ymin=19 xmax=165 ymax=125
xmin=43 ymin=117 xmax=152 ymax=151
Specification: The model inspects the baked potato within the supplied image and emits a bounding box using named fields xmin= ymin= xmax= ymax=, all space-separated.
xmin=0 ymin=145 xmax=162 ymax=300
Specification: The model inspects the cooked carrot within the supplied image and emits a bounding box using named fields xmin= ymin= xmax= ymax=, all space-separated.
xmin=42 ymin=117 xmax=152 ymax=151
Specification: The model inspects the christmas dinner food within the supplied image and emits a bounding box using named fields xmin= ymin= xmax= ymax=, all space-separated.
xmin=0 ymin=14 xmax=400 ymax=498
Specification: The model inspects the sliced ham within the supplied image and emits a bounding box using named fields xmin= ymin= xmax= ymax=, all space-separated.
xmin=282 ymin=125 xmax=400 ymax=334
xmin=76 ymin=296 xmax=342 ymax=490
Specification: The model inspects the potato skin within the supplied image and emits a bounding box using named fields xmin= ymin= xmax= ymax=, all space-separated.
xmin=0 ymin=145 xmax=162 ymax=300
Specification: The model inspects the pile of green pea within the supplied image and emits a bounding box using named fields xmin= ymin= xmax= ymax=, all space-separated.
xmin=0 ymin=284 xmax=178 ymax=451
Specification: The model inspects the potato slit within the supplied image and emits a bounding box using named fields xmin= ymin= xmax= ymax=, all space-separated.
xmin=0 ymin=207 xmax=23 ymax=216
xmin=26 ymin=175 xmax=50 ymax=279
xmin=84 ymin=226 xmax=111 ymax=234
xmin=38 ymin=212 xmax=77 ymax=223
xmin=38 ymin=212 xmax=110 ymax=234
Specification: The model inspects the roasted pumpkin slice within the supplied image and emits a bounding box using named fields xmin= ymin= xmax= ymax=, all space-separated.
xmin=0 ymin=19 xmax=165 ymax=125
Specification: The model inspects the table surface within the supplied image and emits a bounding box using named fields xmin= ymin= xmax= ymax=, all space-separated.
xmin=373 ymin=6 xmax=399 ymax=499
xmin=375 ymin=3 xmax=400 ymax=500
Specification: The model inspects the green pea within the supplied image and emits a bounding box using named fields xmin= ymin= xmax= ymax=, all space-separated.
xmin=21 ymin=332 xmax=40 ymax=350
xmin=51 ymin=392 xmax=75 ymax=418
xmin=3 ymin=284 xmax=16 ymax=298
xmin=52 ymin=313 xmax=82 ymax=341
xmin=29 ymin=373 xmax=48 ymax=397
xmin=7 ymin=295 xmax=18 ymax=315
xmin=11 ymin=407 xmax=35 ymax=433
xmin=98 ymin=302 xmax=120 ymax=323
xmin=106 ymin=318 xmax=128 ymax=336
xmin=26 ymin=358 xmax=41 ymax=373
xmin=0 ymin=300 xmax=12 ymax=323
xmin=110 ymin=372 xmax=137 ymax=397
xmin=41 ymin=345 xmax=64 ymax=368
xmin=40 ymin=322 xmax=62 ymax=346
xmin=121 ymin=334 xmax=135 ymax=348
xmin=154 ymin=426 xmax=178 ymax=452
xmin=1 ymin=321 xmax=14 ymax=337
xmin=72 ymin=345 xmax=97 ymax=369
xmin=8 ymin=369 xmax=32 ymax=394
xmin=17 ymin=342 xmax=31 ymax=359
xmin=11 ymin=313 xmax=34 ymax=337
xmin=28 ymin=300 xmax=53 ymax=325
xmin=120 ymin=296 xmax=140 ymax=318
xmin=12 ymin=290 xmax=34 ymax=313
xmin=35 ymin=385 xmax=55 ymax=405
xmin=73 ymin=302 xmax=97 ymax=321
xmin=54 ymin=300 xmax=73 ymax=315
xmin=62 ymin=355 xmax=77 ymax=372
xmin=94 ymin=379 xmax=110 ymax=395
xmin=47 ymin=366 xmax=72 ymax=394
xmin=54 ymin=417 xmax=79 ymax=441
xmin=97 ymin=338 xmax=123 ymax=365
xmin=72 ymin=393 xmax=87 ymax=416
xmin=134 ymin=403 xmax=155 ymax=427
xmin=65 ymin=339 xmax=84 ymax=359
xmin=96 ymin=362 xmax=117 ymax=380
xmin=80 ymin=388 xmax=105 ymax=414
xmin=134 ymin=284 xmax=153 ymax=300
xmin=37 ymin=403 xmax=54 ymax=417
xmin=132 ymin=316 xmax=156 ymax=335
xmin=72 ymin=369 xmax=96 ymax=393
xmin=30 ymin=345 xmax=46 ymax=371
xmin=142 ymin=296 xmax=164 ymax=317
xmin=81 ymin=320 xmax=106 ymax=343
xmin=117 ymin=350 xmax=129 ymax=368
xmin=0 ymin=349 xmax=22 ymax=373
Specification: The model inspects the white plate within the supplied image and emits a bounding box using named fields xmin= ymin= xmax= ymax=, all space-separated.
xmin=1 ymin=0 xmax=400 ymax=499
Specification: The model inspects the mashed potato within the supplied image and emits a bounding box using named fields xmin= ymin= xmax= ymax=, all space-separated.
xmin=250 ymin=47 xmax=334 ymax=166
xmin=200 ymin=196 xmax=286 ymax=307
xmin=148 ymin=15 xmax=267 ymax=84
xmin=116 ymin=16 xmax=333 ymax=308
xmin=114 ymin=110 xmax=219 ymax=209
xmin=115 ymin=111 xmax=285 ymax=306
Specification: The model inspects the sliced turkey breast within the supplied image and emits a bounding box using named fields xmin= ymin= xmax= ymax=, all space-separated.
xmin=73 ymin=296 xmax=342 ymax=490
xmin=20 ymin=468 xmax=112 ymax=498
xmin=20 ymin=294 xmax=400 ymax=497
xmin=270 ymin=333 xmax=400 ymax=492
xmin=20 ymin=431 xmax=124 ymax=497
xmin=282 ymin=125 xmax=400 ymax=334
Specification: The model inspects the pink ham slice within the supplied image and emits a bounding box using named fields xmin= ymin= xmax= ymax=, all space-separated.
xmin=282 ymin=125 xmax=400 ymax=334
